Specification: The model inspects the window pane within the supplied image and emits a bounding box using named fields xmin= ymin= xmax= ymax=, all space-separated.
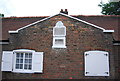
xmin=16 ymin=64 xmax=19 ymax=69
xmin=16 ymin=53 xmax=20 ymax=58
xmin=15 ymin=52 xmax=33 ymax=70
xmin=25 ymin=53 xmax=29 ymax=58
xmin=28 ymin=65 xmax=32 ymax=70
xmin=20 ymin=59 xmax=23 ymax=63
xmin=54 ymin=27 xmax=65 ymax=35
xmin=20 ymin=64 xmax=23 ymax=69
xmin=24 ymin=64 xmax=28 ymax=69
xmin=25 ymin=59 xmax=29 ymax=63
xmin=29 ymin=59 xmax=32 ymax=63
xmin=55 ymin=39 xmax=64 ymax=45
xmin=29 ymin=53 xmax=32 ymax=58
xmin=16 ymin=59 xmax=19 ymax=63
xmin=20 ymin=53 xmax=23 ymax=58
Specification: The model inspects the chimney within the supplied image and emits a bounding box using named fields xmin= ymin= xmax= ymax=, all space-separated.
xmin=0 ymin=13 xmax=4 ymax=18
xmin=60 ymin=9 xmax=68 ymax=15
xmin=60 ymin=9 xmax=64 ymax=13
xmin=65 ymin=9 xmax=68 ymax=15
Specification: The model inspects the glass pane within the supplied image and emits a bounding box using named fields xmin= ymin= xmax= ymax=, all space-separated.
xmin=25 ymin=59 xmax=29 ymax=63
xmin=16 ymin=59 xmax=19 ymax=63
xmin=20 ymin=53 xmax=23 ymax=58
xmin=29 ymin=53 xmax=32 ymax=58
xmin=28 ymin=65 xmax=32 ymax=70
xmin=20 ymin=64 xmax=23 ymax=69
xmin=55 ymin=39 xmax=64 ymax=45
xmin=25 ymin=53 xmax=29 ymax=58
xmin=16 ymin=64 xmax=19 ymax=69
xmin=16 ymin=53 xmax=20 ymax=58
xmin=29 ymin=59 xmax=32 ymax=63
xmin=24 ymin=64 xmax=28 ymax=69
xmin=20 ymin=59 xmax=23 ymax=63
xmin=54 ymin=27 xmax=65 ymax=35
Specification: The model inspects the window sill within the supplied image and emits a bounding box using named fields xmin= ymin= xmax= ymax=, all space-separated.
xmin=52 ymin=46 xmax=66 ymax=48
xmin=12 ymin=70 xmax=34 ymax=73
xmin=12 ymin=71 xmax=34 ymax=73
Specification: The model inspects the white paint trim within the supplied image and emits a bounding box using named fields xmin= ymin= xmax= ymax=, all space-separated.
xmin=13 ymin=49 xmax=35 ymax=53
xmin=8 ymin=13 xmax=114 ymax=33
xmin=52 ymin=46 xmax=67 ymax=48
xmin=85 ymin=50 xmax=108 ymax=54
xmin=9 ymin=31 xmax=18 ymax=33
xmin=8 ymin=14 xmax=58 ymax=33
xmin=60 ymin=13 xmax=105 ymax=30
xmin=0 ymin=42 xmax=9 ymax=45
xmin=103 ymin=30 xmax=114 ymax=33
xmin=113 ymin=43 xmax=120 ymax=45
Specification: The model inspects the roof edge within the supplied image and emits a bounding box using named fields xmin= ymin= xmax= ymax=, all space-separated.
xmin=103 ymin=30 xmax=114 ymax=33
xmin=9 ymin=31 xmax=18 ymax=33
xmin=8 ymin=13 xmax=114 ymax=33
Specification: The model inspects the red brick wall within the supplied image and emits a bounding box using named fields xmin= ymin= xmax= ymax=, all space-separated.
xmin=2 ymin=14 xmax=115 ymax=79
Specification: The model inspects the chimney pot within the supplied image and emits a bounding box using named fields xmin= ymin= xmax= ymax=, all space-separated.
xmin=60 ymin=9 xmax=68 ymax=15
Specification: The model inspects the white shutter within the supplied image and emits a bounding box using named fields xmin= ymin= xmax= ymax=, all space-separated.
xmin=1 ymin=51 xmax=13 ymax=71
xmin=33 ymin=52 xmax=43 ymax=73
xmin=84 ymin=51 xmax=109 ymax=76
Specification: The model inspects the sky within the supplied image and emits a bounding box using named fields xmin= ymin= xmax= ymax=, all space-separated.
xmin=0 ymin=0 xmax=109 ymax=17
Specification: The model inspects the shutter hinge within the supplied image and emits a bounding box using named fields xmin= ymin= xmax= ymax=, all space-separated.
xmin=105 ymin=72 xmax=108 ymax=74
xmin=85 ymin=54 xmax=89 ymax=56
xmin=104 ymin=54 xmax=108 ymax=56
xmin=86 ymin=72 xmax=89 ymax=74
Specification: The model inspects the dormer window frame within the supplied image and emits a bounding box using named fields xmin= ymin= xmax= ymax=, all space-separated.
xmin=52 ymin=21 xmax=67 ymax=48
xmin=53 ymin=21 xmax=66 ymax=37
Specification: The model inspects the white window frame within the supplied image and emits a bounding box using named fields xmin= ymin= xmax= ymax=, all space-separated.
xmin=53 ymin=21 xmax=66 ymax=37
xmin=52 ymin=21 xmax=67 ymax=48
xmin=52 ymin=37 xmax=66 ymax=48
xmin=13 ymin=49 xmax=35 ymax=73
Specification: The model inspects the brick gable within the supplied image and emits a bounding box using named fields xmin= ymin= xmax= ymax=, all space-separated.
xmin=2 ymin=14 xmax=115 ymax=79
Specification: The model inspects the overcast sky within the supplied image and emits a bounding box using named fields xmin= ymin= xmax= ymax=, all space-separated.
xmin=0 ymin=0 xmax=109 ymax=17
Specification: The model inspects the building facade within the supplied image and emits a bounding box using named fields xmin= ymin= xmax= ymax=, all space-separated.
xmin=1 ymin=12 xmax=120 ymax=79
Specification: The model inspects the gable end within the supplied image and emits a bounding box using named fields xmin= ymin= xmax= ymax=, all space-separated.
xmin=8 ymin=13 xmax=114 ymax=33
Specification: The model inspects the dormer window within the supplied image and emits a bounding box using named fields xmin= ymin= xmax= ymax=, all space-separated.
xmin=52 ymin=21 xmax=66 ymax=48
xmin=53 ymin=21 xmax=66 ymax=36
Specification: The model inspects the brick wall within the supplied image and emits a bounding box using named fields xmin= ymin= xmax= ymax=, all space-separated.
xmin=2 ymin=14 xmax=115 ymax=79
xmin=113 ymin=45 xmax=120 ymax=79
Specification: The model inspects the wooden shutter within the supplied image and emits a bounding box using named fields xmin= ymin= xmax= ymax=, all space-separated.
xmin=84 ymin=51 xmax=109 ymax=76
xmin=1 ymin=51 xmax=13 ymax=71
xmin=33 ymin=52 xmax=43 ymax=73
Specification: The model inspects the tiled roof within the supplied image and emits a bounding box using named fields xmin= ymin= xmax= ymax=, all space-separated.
xmin=1 ymin=15 xmax=120 ymax=41
xmin=2 ymin=16 xmax=47 ymax=40
xmin=72 ymin=15 xmax=120 ymax=41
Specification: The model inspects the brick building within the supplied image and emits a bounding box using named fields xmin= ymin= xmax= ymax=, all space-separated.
xmin=1 ymin=10 xmax=120 ymax=79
